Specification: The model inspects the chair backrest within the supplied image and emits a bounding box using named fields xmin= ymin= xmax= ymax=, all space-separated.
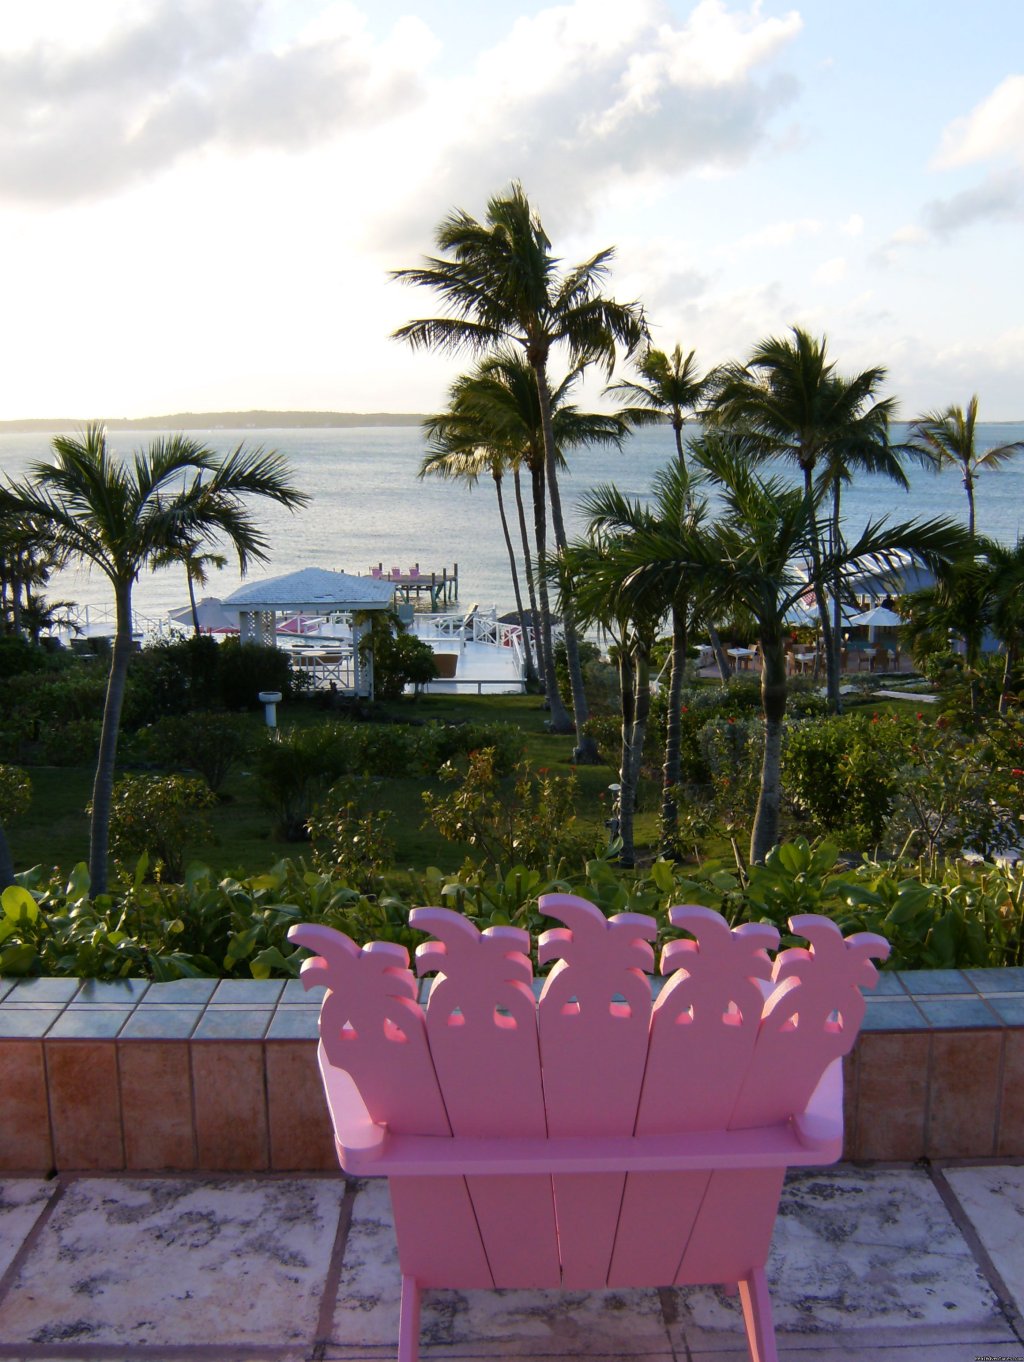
xmin=292 ymin=898 xmax=888 ymax=1141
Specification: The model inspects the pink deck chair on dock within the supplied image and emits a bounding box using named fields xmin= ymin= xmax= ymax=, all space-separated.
xmin=289 ymin=897 xmax=888 ymax=1362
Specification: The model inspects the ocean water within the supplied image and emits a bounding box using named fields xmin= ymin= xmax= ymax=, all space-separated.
xmin=2 ymin=423 xmax=1023 ymax=628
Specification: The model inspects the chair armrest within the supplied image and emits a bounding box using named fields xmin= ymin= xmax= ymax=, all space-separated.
xmin=791 ymin=1057 xmax=843 ymax=1158
xmin=317 ymin=1041 xmax=387 ymax=1165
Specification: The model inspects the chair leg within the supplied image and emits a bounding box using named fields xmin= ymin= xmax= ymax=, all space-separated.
xmin=398 ymin=1275 xmax=421 ymax=1362
xmin=738 ymin=1267 xmax=778 ymax=1362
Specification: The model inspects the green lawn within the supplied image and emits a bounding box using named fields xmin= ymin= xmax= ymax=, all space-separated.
xmin=10 ymin=694 xmax=642 ymax=881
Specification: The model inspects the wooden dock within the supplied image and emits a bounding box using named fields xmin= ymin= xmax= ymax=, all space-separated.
xmin=369 ymin=563 xmax=458 ymax=610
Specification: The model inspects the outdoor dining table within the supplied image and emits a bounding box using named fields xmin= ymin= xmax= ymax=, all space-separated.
xmin=794 ymin=651 xmax=817 ymax=673
xmin=727 ymin=646 xmax=757 ymax=670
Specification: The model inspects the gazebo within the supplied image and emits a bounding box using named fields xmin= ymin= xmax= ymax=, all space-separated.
xmin=222 ymin=568 xmax=395 ymax=699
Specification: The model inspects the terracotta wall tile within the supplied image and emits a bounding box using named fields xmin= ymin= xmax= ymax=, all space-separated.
xmin=841 ymin=1050 xmax=858 ymax=1159
xmin=997 ymin=1030 xmax=1024 ymax=1157
xmin=852 ymin=1031 xmax=930 ymax=1161
xmin=927 ymin=1030 xmax=1001 ymax=1159
xmin=191 ymin=1041 xmax=268 ymax=1170
xmin=266 ymin=1041 xmax=337 ymax=1171
xmin=119 ymin=1041 xmax=196 ymax=1171
xmin=0 ymin=1040 xmax=53 ymax=1172
xmin=45 ymin=1040 xmax=124 ymax=1170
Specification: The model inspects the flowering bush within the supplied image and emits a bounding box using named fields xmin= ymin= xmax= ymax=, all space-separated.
xmin=423 ymin=747 xmax=591 ymax=868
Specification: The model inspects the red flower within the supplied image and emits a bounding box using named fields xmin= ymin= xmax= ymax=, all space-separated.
xmin=1012 ymin=768 xmax=1024 ymax=777
xmin=727 ymin=716 xmax=735 ymax=724
xmin=916 ymin=712 xmax=923 ymax=720
xmin=680 ymin=705 xmax=688 ymax=713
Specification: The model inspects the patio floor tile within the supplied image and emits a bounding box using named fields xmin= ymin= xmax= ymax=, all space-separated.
xmin=0 ymin=1179 xmax=54 ymax=1279
xmin=663 ymin=1166 xmax=1009 ymax=1356
xmin=943 ymin=1164 xmax=1024 ymax=1319
xmin=0 ymin=1176 xmax=345 ymax=1349
xmin=329 ymin=1179 xmax=672 ymax=1357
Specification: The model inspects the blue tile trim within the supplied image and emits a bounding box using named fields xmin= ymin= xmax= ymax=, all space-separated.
xmin=209 ymin=979 xmax=285 ymax=1004
xmin=140 ymin=979 xmax=218 ymax=1005
xmin=861 ymin=999 xmax=929 ymax=1030
xmin=75 ymin=978 xmax=151 ymax=1003
xmin=872 ymin=971 xmax=908 ymax=996
xmin=119 ymin=1006 xmax=203 ymax=1039
xmin=267 ymin=1008 xmax=321 ymax=1039
xmin=896 ymin=969 xmax=973 ymax=995
xmin=2 ymin=966 xmax=1024 ymax=1042
xmin=915 ymin=997 xmax=1002 ymax=1029
xmin=966 ymin=967 xmax=1024 ymax=994
xmin=989 ymin=997 xmax=1024 ymax=1025
xmin=193 ymin=1007 xmax=274 ymax=1040
xmin=4 ymin=978 xmax=81 ymax=1002
xmin=48 ymin=1007 xmax=134 ymax=1039
xmin=0 ymin=1006 xmax=65 ymax=1037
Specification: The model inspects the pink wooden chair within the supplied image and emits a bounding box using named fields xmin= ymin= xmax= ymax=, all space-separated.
xmin=289 ymin=898 xmax=888 ymax=1362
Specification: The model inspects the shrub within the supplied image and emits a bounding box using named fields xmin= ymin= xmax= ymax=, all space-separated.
xmin=0 ymin=637 xmax=48 ymax=678
xmin=217 ymin=637 xmax=295 ymax=709
xmin=0 ymin=765 xmax=31 ymax=822
xmin=105 ymin=773 xmax=217 ymax=880
xmin=784 ymin=713 xmax=905 ymax=844
xmin=37 ymin=718 xmax=102 ymax=767
xmin=307 ymin=780 xmax=396 ymax=889
xmin=253 ymin=729 xmax=341 ymax=840
xmin=423 ymin=747 xmax=591 ymax=868
xmin=126 ymin=635 xmax=222 ymax=721
xmin=360 ymin=627 xmax=437 ymax=701
xmin=131 ymin=711 xmax=257 ymax=793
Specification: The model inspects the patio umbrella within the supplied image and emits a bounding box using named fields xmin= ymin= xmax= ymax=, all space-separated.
xmin=167 ymin=597 xmax=240 ymax=633
xmin=847 ymin=604 xmax=902 ymax=643
xmin=848 ymin=605 xmax=902 ymax=628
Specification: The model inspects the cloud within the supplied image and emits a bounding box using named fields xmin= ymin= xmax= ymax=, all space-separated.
xmin=933 ymin=74 xmax=1024 ymax=170
xmin=923 ymin=168 xmax=1024 ymax=236
xmin=0 ymin=0 xmax=436 ymax=205
xmin=813 ymin=256 xmax=846 ymax=285
xmin=381 ymin=0 xmax=803 ymax=249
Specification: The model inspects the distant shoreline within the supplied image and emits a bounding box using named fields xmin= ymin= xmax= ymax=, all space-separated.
xmin=0 ymin=410 xmax=428 ymax=433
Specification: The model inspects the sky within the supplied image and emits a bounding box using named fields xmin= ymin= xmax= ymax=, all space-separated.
xmin=1 ymin=0 xmax=1022 ymax=422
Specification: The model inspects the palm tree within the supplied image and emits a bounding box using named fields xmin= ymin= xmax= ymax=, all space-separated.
xmin=557 ymin=526 xmax=661 ymax=867
xmin=708 ymin=329 xmax=896 ymax=713
xmin=815 ymin=402 xmax=913 ymax=699
xmin=615 ymin=435 xmax=970 ymax=864
xmin=154 ymin=540 xmax=228 ymax=635
xmin=422 ymin=351 xmax=626 ymax=721
xmin=571 ymin=463 xmax=709 ymax=856
xmin=902 ymin=536 xmax=1024 ymax=717
xmin=392 ymin=182 xmax=647 ymax=761
xmin=5 ymin=425 xmax=308 ymax=893
xmin=607 ymin=344 xmax=709 ymax=471
xmin=907 ymin=395 xmax=1024 ymax=538
xmin=608 ymin=345 xmax=733 ymax=682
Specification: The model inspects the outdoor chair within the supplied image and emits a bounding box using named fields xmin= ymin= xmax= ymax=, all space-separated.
xmin=290 ymin=898 xmax=888 ymax=1362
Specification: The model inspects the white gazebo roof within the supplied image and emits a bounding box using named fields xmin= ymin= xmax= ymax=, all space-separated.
xmin=222 ymin=567 xmax=395 ymax=614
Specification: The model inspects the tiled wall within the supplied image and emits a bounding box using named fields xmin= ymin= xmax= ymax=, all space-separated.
xmin=2 ymin=967 xmax=1023 ymax=1172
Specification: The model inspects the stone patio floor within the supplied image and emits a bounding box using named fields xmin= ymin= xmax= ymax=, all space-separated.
xmin=1 ymin=1163 xmax=1022 ymax=1361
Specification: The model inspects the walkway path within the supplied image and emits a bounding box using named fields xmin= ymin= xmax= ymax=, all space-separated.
xmin=1 ymin=1162 xmax=1022 ymax=1360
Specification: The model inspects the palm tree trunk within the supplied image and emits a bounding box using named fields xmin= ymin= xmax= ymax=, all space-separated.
xmin=999 ymin=640 xmax=1018 ymax=717
xmin=661 ymin=601 xmax=687 ymax=852
xmin=531 ymin=465 xmax=571 ymax=728
xmin=750 ymin=636 xmax=787 ymax=865
xmin=830 ymin=480 xmax=844 ymax=715
xmin=673 ymin=419 xmax=686 ymax=469
xmin=187 ymin=569 xmax=201 ymax=635
xmin=531 ymin=359 xmax=598 ymax=763
xmin=803 ymin=465 xmax=839 ymax=711
xmin=513 ymin=467 xmax=541 ymax=681
xmin=965 ymin=475 xmax=976 ymax=538
xmin=89 ymin=582 xmax=134 ymax=895
xmin=492 ymin=471 xmax=536 ymax=685
xmin=617 ymin=645 xmax=636 ymax=867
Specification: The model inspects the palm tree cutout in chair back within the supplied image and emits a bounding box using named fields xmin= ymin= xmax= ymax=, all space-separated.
xmin=289 ymin=900 xmax=888 ymax=1362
